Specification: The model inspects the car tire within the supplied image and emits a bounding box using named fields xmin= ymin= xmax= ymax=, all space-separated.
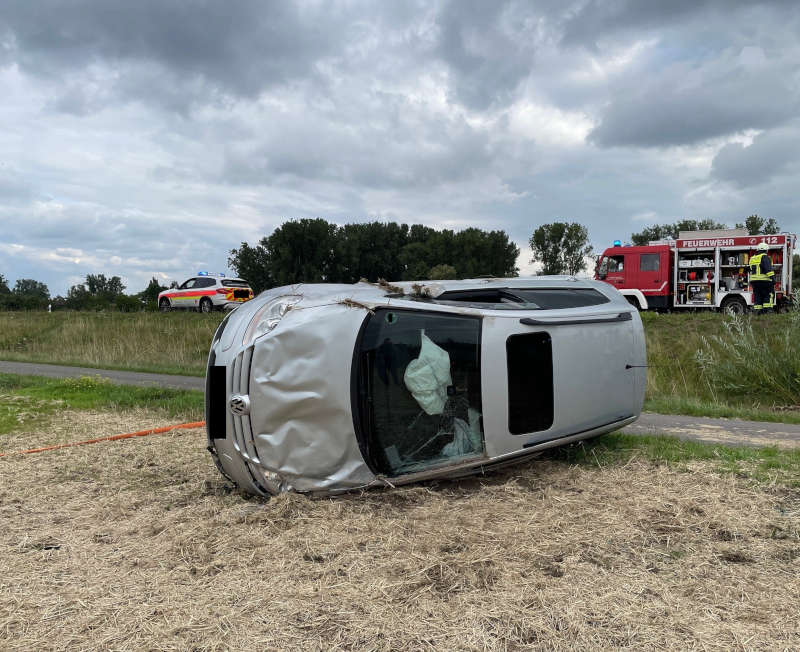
xmin=199 ymin=297 xmax=213 ymax=314
xmin=159 ymin=298 xmax=171 ymax=312
xmin=721 ymin=296 xmax=746 ymax=315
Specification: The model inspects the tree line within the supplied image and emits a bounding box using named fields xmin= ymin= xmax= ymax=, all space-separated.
xmin=2 ymin=214 xmax=796 ymax=311
xmin=0 ymin=273 xmax=170 ymax=312
xmin=228 ymin=219 xmax=520 ymax=293
xmin=629 ymin=214 xmax=780 ymax=246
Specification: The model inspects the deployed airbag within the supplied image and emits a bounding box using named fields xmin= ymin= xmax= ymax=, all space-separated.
xmin=403 ymin=330 xmax=452 ymax=415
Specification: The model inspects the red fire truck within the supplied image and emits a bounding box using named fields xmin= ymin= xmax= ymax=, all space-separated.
xmin=595 ymin=229 xmax=796 ymax=313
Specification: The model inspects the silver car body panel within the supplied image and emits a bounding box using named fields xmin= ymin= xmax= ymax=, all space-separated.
xmin=206 ymin=277 xmax=646 ymax=496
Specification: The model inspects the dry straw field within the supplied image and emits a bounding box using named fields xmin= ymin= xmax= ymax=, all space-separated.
xmin=1 ymin=410 xmax=798 ymax=650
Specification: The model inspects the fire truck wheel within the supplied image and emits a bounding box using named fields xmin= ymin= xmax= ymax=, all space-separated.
xmin=159 ymin=298 xmax=171 ymax=312
xmin=721 ymin=296 xmax=746 ymax=315
xmin=625 ymin=296 xmax=642 ymax=310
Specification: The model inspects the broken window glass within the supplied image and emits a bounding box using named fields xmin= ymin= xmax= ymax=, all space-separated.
xmin=355 ymin=309 xmax=484 ymax=476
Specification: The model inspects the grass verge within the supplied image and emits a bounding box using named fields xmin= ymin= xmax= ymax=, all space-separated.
xmin=2 ymin=309 xmax=800 ymax=424
xmin=0 ymin=311 xmax=222 ymax=376
xmin=547 ymin=432 xmax=800 ymax=488
xmin=0 ymin=373 xmax=203 ymax=434
xmin=644 ymin=396 xmax=800 ymax=425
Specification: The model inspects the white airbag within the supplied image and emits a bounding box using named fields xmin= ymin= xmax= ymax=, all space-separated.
xmin=403 ymin=330 xmax=452 ymax=415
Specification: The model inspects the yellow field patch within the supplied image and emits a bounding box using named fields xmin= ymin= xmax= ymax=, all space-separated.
xmin=1 ymin=410 xmax=798 ymax=650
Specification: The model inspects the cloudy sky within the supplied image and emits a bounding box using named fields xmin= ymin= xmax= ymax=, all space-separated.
xmin=2 ymin=0 xmax=799 ymax=296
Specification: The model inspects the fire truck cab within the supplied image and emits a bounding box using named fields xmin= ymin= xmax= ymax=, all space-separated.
xmin=596 ymin=244 xmax=672 ymax=311
xmin=595 ymin=229 xmax=796 ymax=313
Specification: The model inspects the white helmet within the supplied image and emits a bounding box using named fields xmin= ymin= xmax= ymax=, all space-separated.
xmin=756 ymin=241 xmax=769 ymax=251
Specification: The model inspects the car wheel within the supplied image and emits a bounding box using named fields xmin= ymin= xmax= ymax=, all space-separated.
xmin=721 ymin=296 xmax=746 ymax=315
xmin=159 ymin=298 xmax=171 ymax=312
xmin=199 ymin=297 xmax=213 ymax=314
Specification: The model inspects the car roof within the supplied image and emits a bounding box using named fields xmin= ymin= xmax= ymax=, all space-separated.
xmin=261 ymin=276 xmax=609 ymax=304
xmin=186 ymin=275 xmax=248 ymax=283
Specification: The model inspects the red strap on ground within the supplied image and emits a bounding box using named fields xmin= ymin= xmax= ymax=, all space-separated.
xmin=0 ymin=421 xmax=206 ymax=457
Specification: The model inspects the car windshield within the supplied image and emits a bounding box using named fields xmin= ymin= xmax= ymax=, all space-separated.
xmin=428 ymin=287 xmax=610 ymax=310
xmin=354 ymin=309 xmax=484 ymax=477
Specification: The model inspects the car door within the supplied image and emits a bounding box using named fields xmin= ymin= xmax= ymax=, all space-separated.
xmin=479 ymin=303 xmax=641 ymax=458
xmin=193 ymin=277 xmax=216 ymax=307
xmin=605 ymin=255 xmax=627 ymax=289
xmin=175 ymin=278 xmax=199 ymax=308
xmin=637 ymin=252 xmax=665 ymax=296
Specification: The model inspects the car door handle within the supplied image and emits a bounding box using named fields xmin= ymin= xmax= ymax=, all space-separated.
xmin=520 ymin=312 xmax=632 ymax=326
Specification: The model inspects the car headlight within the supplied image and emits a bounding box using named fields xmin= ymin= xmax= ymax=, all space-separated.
xmin=242 ymin=295 xmax=301 ymax=347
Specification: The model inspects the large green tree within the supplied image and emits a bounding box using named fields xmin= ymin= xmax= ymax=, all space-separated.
xmin=337 ymin=221 xmax=409 ymax=283
xmin=85 ymin=273 xmax=125 ymax=297
xmin=0 ymin=274 xmax=9 ymax=295
xmin=230 ymin=219 xmax=520 ymax=289
xmin=66 ymin=274 xmax=129 ymax=310
xmin=428 ymin=264 xmax=457 ymax=280
xmin=630 ymin=219 xmax=729 ymax=246
xmin=11 ymin=278 xmax=50 ymax=310
xmin=450 ymin=228 xmax=519 ymax=278
xmin=228 ymin=241 xmax=273 ymax=294
xmin=138 ymin=277 xmax=168 ymax=311
xmin=265 ymin=218 xmax=340 ymax=286
xmin=529 ymin=222 xmax=593 ymax=276
xmin=735 ymin=214 xmax=780 ymax=235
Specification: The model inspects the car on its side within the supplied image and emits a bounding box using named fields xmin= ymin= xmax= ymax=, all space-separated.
xmin=205 ymin=277 xmax=646 ymax=496
xmin=158 ymin=273 xmax=253 ymax=313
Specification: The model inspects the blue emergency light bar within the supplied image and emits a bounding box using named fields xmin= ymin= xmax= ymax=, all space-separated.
xmin=197 ymin=271 xmax=227 ymax=277
xmin=613 ymin=240 xmax=622 ymax=247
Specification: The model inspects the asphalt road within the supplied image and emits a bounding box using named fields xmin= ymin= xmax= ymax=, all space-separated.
xmin=2 ymin=360 xmax=799 ymax=449
xmin=0 ymin=360 xmax=204 ymax=391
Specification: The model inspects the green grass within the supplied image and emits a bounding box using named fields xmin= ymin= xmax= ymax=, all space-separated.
xmin=640 ymin=310 xmax=800 ymax=421
xmin=545 ymin=431 xmax=800 ymax=487
xmin=0 ymin=311 xmax=223 ymax=376
xmin=0 ymin=369 xmax=796 ymax=488
xmin=1 ymin=309 xmax=799 ymax=424
xmin=644 ymin=396 xmax=800 ymax=425
xmin=0 ymin=373 xmax=204 ymax=434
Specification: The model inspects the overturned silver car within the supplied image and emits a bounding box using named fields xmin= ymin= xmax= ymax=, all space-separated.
xmin=205 ymin=277 xmax=646 ymax=496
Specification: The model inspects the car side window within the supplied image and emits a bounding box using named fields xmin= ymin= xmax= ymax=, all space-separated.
xmin=640 ymin=254 xmax=659 ymax=272
xmin=196 ymin=278 xmax=216 ymax=288
xmin=608 ymin=256 xmax=624 ymax=272
xmin=179 ymin=279 xmax=194 ymax=290
xmin=355 ymin=309 xmax=484 ymax=477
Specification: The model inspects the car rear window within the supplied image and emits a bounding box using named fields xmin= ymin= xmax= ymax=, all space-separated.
xmin=222 ymin=279 xmax=250 ymax=288
xmin=432 ymin=287 xmax=610 ymax=310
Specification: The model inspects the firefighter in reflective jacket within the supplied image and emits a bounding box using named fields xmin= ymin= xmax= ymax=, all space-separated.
xmin=749 ymin=242 xmax=775 ymax=314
